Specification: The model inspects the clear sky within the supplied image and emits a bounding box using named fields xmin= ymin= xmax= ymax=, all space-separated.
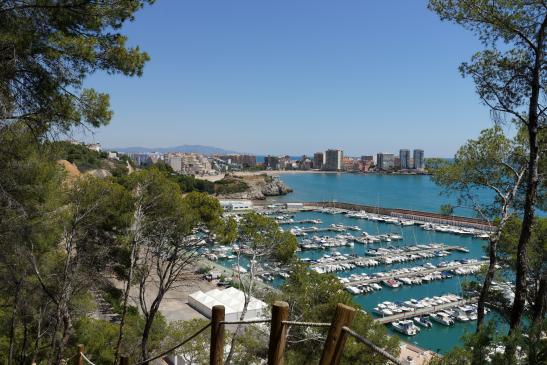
xmin=83 ymin=0 xmax=495 ymax=157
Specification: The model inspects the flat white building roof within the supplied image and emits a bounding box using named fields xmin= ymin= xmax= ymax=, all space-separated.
xmin=188 ymin=287 xmax=267 ymax=322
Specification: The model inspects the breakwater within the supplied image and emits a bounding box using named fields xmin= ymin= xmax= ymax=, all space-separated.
xmin=301 ymin=201 xmax=492 ymax=231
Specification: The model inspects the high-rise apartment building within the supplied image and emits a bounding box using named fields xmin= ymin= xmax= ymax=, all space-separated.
xmin=264 ymin=155 xmax=279 ymax=170
xmin=323 ymin=149 xmax=343 ymax=171
xmin=399 ymin=149 xmax=411 ymax=170
xmin=413 ymin=149 xmax=425 ymax=170
xmin=313 ymin=152 xmax=324 ymax=170
xmin=376 ymin=153 xmax=395 ymax=170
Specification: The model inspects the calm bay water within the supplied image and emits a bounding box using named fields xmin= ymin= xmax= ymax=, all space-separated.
xmin=271 ymin=173 xmax=483 ymax=217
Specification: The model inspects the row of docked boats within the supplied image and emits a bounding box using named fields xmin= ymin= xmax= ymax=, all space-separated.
xmin=373 ymin=294 xmax=462 ymax=316
xmin=309 ymin=207 xmax=491 ymax=239
xmin=420 ymin=223 xmax=490 ymax=238
xmin=304 ymin=244 xmax=457 ymax=274
xmin=392 ymin=303 xmax=485 ymax=336
xmin=297 ymin=232 xmax=404 ymax=249
xmin=342 ymin=259 xmax=483 ymax=285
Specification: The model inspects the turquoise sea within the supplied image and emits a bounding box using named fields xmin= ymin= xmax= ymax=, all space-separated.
xmin=270 ymin=172 xmax=486 ymax=217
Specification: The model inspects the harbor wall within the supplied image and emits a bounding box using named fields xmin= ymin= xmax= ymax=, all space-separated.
xmin=301 ymin=201 xmax=493 ymax=231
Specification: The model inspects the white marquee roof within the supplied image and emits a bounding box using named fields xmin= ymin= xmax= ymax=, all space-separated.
xmin=189 ymin=287 xmax=267 ymax=316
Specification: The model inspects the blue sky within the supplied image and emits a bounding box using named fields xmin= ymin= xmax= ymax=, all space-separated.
xmin=83 ymin=0 xmax=495 ymax=157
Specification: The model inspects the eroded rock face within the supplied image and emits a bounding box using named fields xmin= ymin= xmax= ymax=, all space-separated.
xmin=218 ymin=175 xmax=293 ymax=200
xmin=86 ymin=169 xmax=113 ymax=178
xmin=261 ymin=177 xmax=293 ymax=196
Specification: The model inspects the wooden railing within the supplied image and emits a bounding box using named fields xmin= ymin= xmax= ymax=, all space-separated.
xmin=70 ymin=301 xmax=403 ymax=365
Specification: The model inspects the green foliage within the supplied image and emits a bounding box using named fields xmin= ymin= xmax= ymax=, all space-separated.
xmin=1 ymin=1 xmax=152 ymax=134
xmin=164 ymin=319 xmax=211 ymax=364
xmin=183 ymin=191 xmax=224 ymax=230
xmin=50 ymin=141 xmax=106 ymax=170
xmin=499 ymin=216 xmax=547 ymax=275
xmin=273 ymin=262 xmax=400 ymax=365
xmin=179 ymin=174 xmax=215 ymax=194
xmin=74 ymin=311 xmax=168 ymax=364
xmin=426 ymin=157 xmax=450 ymax=172
xmin=238 ymin=212 xmax=298 ymax=263
xmin=432 ymin=126 xmax=526 ymax=218
xmin=163 ymin=318 xmax=267 ymax=365
xmin=430 ymin=319 xmax=547 ymax=365
xmin=214 ymin=176 xmax=249 ymax=195
xmin=440 ymin=203 xmax=455 ymax=216
xmin=145 ymin=163 xmax=216 ymax=193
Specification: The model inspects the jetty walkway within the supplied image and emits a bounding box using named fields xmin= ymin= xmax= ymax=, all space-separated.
xmin=374 ymin=297 xmax=479 ymax=324
xmin=344 ymin=261 xmax=487 ymax=286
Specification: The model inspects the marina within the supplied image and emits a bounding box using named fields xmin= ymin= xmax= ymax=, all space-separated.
xmin=215 ymin=201 xmax=499 ymax=354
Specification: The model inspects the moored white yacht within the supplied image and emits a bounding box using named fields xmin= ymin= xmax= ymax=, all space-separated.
xmin=392 ymin=320 xmax=420 ymax=336
xmin=413 ymin=316 xmax=433 ymax=328
xmin=430 ymin=312 xmax=455 ymax=326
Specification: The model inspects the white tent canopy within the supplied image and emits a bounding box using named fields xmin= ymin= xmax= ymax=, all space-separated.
xmin=188 ymin=287 xmax=267 ymax=322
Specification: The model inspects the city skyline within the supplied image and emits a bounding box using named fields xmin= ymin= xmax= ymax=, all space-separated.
xmin=81 ymin=1 xmax=500 ymax=157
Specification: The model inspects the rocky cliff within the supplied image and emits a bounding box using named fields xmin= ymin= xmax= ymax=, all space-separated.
xmin=217 ymin=174 xmax=292 ymax=200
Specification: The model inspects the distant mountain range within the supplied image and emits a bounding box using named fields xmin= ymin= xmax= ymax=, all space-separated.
xmin=110 ymin=144 xmax=240 ymax=155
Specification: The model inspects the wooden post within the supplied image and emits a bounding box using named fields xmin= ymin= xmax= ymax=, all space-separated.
xmin=120 ymin=356 xmax=129 ymax=365
xmin=318 ymin=304 xmax=356 ymax=365
xmin=75 ymin=344 xmax=84 ymax=365
xmin=210 ymin=305 xmax=225 ymax=365
xmin=267 ymin=301 xmax=289 ymax=365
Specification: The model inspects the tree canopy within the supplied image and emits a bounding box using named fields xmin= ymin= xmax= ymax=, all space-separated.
xmin=0 ymin=0 xmax=152 ymax=136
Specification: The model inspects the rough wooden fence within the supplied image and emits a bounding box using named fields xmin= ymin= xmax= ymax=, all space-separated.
xmin=70 ymin=302 xmax=403 ymax=365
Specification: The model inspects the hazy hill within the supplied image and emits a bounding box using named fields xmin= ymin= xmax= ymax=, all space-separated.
xmin=111 ymin=144 xmax=240 ymax=155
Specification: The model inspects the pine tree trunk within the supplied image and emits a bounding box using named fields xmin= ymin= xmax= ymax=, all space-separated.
xmin=506 ymin=15 xmax=545 ymax=364
xmin=509 ymin=49 xmax=543 ymax=334
xmin=115 ymin=221 xmax=141 ymax=363
xmin=476 ymin=238 xmax=497 ymax=331
xmin=140 ymin=297 xmax=162 ymax=363
xmin=140 ymin=313 xmax=153 ymax=363
xmin=7 ymin=283 xmax=20 ymax=365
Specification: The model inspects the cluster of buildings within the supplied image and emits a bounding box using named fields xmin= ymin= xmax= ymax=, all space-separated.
xmin=118 ymin=148 xmax=426 ymax=176
xmin=262 ymin=148 xmax=425 ymax=173
xmin=376 ymin=149 xmax=425 ymax=171
xmin=124 ymin=152 xmax=216 ymax=176
xmin=214 ymin=154 xmax=257 ymax=169
xmin=263 ymin=149 xmax=346 ymax=171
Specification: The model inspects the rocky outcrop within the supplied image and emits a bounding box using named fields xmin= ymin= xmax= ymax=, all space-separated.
xmin=261 ymin=177 xmax=293 ymax=196
xmin=217 ymin=174 xmax=292 ymax=200
xmin=86 ymin=169 xmax=113 ymax=178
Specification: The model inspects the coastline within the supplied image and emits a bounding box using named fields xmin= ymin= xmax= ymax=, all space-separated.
xmin=200 ymin=169 xmax=430 ymax=182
